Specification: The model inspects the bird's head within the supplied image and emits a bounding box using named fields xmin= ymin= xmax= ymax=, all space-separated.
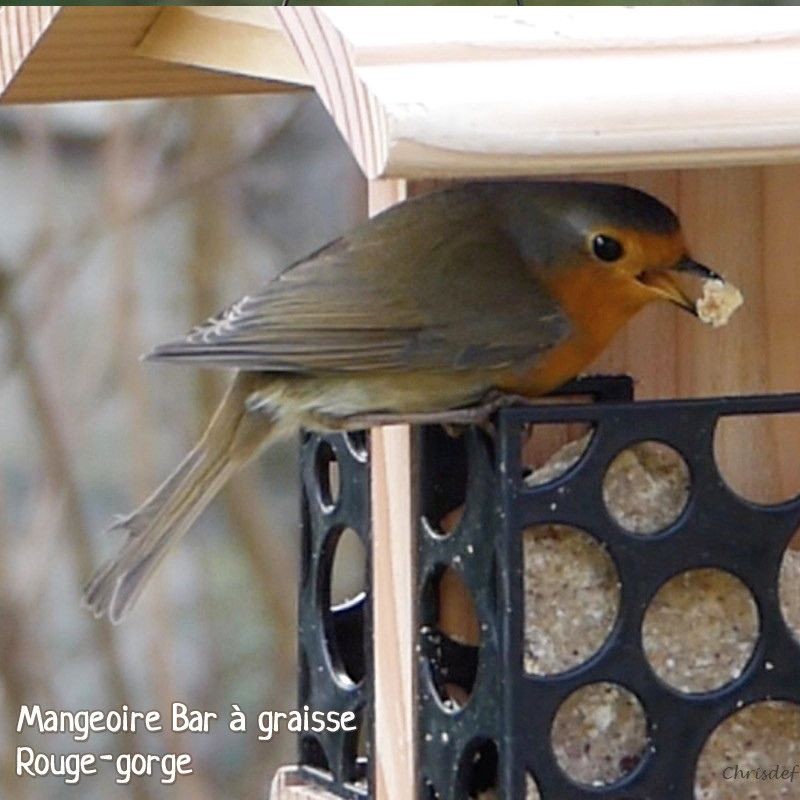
xmin=502 ymin=182 xmax=720 ymax=316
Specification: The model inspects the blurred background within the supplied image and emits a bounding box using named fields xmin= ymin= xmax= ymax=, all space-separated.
xmin=0 ymin=92 xmax=365 ymax=799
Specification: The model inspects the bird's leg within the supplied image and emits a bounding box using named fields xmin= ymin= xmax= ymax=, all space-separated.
xmin=338 ymin=391 xmax=531 ymax=429
xmin=477 ymin=389 xmax=535 ymax=411
xmin=442 ymin=423 xmax=468 ymax=439
xmin=336 ymin=407 xmax=491 ymax=428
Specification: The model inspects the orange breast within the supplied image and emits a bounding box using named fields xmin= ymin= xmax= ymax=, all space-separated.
xmin=496 ymin=261 xmax=653 ymax=397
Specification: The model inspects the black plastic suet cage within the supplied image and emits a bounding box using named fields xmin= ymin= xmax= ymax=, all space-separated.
xmin=295 ymin=377 xmax=800 ymax=800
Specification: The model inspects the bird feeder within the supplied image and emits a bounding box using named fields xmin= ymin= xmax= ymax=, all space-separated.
xmin=4 ymin=7 xmax=800 ymax=800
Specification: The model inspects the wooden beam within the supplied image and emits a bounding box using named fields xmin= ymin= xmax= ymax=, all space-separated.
xmin=135 ymin=7 xmax=309 ymax=88
xmin=277 ymin=7 xmax=800 ymax=179
xmin=0 ymin=6 xmax=306 ymax=104
xmin=278 ymin=7 xmax=388 ymax=179
xmin=270 ymin=766 xmax=344 ymax=800
xmin=368 ymin=180 xmax=417 ymax=800
xmin=0 ymin=6 xmax=58 ymax=96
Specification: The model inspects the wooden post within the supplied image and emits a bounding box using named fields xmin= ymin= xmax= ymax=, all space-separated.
xmin=367 ymin=180 xmax=417 ymax=800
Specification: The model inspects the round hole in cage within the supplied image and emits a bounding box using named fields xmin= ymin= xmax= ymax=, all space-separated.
xmin=522 ymin=422 xmax=594 ymax=486
xmin=355 ymin=712 xmax=368 ymax=762
xmin=344 ymin=430 xmax=368 ymax=461
xmin=433 ymin=505 xmax=465 ymax=537
xmin=421 ymin=565 xmax=481 ymax=711
xmin=714 ymin=412 xmax=800 ymax=506
xmin=320 ymin=527 xmax=367 ymax=686
xmin=419 ymin=426 xmax=470 ymax=539
xmin=602 ymin=440 xmax=690 ymax=535
xmin=298 ymin=646 xmax=310 ymax=706
xmin=457 ymin=737 xmax=498 ymax=798
xmin=525 ymin=773 xmax=541 ymax=800
xmin=315 ymin=440 xmax=341 ymax=510
xmin=642 ymin=567 xmax=758 ymax=694
xmin=341 ymin=710 xmax=367 ymax=788
xmin=779 ymin=529 xmax=800 ymax=644
xmin=300 ymin=735 xmax=330 ymax=773
xmin=551 ymin=682 xmax=648 ymax=788
xmin=523 ymin=525 xmax=620 ymax=676
xmin=329 ymin=527 xmax=367 ymax=607
xmin=695 ymin=701 xmax=800 ymax=800
xmin=300 ymin=493 xmax=312 ymax=587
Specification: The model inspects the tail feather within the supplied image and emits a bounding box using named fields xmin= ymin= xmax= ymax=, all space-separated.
xmin=105 ymin=448 xmax=204 ymax=537
xmin=83 ymin=446 xmax=236 ymax=623
xmin=83 ymin=373 xmax=277 ymax=623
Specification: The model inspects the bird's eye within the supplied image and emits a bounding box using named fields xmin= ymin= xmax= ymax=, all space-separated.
xmin=592 ymin=234 xmax=624 ymax=262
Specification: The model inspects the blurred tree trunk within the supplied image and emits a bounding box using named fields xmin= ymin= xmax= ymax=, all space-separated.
xmin=104 ymin=108 xmax=211 ymax=800
xmin=0 ymin=508 xmax=33 ymax=800
xmin=184 ymin=97 xmax=297 ymax=779
xmin=0 ymin=267 xmax=153 ymax=800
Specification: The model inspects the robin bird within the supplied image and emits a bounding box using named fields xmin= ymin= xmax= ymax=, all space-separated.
xmin=84 ymin=180 xmax=725 ymax=623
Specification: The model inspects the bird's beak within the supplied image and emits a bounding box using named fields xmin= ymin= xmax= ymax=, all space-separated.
xmin=637 ymin=257 xmax=722 ymax=315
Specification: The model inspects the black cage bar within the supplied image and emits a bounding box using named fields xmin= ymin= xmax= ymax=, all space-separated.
xmin=297 ymin=430 xmax=371 ymax=798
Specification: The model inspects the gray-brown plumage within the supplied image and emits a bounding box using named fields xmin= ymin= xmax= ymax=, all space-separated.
xmin=150 ymin=185 xmax=571 ymax=373
xmin=84 ymin=181 xmax=713 ymax=623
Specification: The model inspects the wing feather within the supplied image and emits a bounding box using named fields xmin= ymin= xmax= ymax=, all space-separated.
xmin=148 ymin=188 xmax=570 ymax=373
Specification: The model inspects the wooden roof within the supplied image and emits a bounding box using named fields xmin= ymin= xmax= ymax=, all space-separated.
xmin=0 ymin=5 xmax=308 ymax=104
xmin=3 ymin=7 xmax=800 ymax=178
xmin=278 ymin=7 xmax=800 ymax=178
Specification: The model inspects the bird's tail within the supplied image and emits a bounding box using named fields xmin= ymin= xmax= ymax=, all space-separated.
xmin=83 ymin=374 xmax=276 ymax=623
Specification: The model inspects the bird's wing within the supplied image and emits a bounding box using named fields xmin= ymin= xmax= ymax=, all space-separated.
xmin=147 ymin=193 xmax=570 ymax=373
